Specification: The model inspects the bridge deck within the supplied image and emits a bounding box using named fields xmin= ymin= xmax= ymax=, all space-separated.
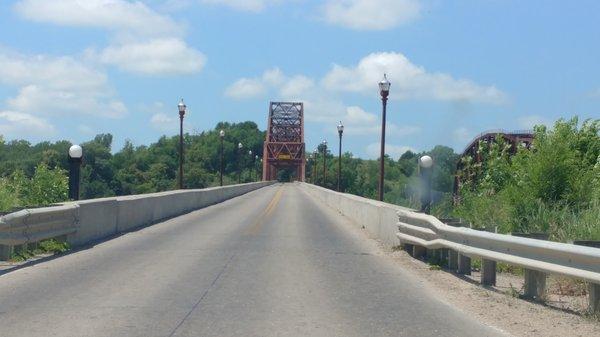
xmin=0 ymin=184 xmax=503 ymax=337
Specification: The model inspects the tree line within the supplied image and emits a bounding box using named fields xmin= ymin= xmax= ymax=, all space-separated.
xmin=1 ymin=116 xmax=598 ymax=242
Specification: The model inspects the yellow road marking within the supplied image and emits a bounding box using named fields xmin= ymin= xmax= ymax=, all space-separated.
xmin=245 ymin=186 xmax=284 ymax=235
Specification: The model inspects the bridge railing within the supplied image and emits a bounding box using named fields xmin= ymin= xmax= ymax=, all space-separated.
xmin=0 ymin=181 xmax=275 ymax=260
xmin=396 ymin=210 xmax=600 ymax=312
xmin=299 ymin=182 xmax=600 ymax=313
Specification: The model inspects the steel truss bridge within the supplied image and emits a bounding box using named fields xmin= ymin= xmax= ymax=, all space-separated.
xmin=262 ymin=102 xmax=305 ymax=181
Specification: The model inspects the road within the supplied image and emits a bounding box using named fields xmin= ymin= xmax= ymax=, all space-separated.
xmin=0 ymin=183 xmax=505 ymax=337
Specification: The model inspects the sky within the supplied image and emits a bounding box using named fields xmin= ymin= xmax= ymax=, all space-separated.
xmin=0 ymin=0 xmax=598 ymax=159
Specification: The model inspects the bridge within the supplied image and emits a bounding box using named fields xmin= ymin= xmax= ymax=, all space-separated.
xmin=0 ymin=183 xmax=504 ymax=337
xmin=0 ymin=105 xmax=599 ymax=337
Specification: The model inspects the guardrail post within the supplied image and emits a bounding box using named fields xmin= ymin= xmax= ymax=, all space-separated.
xmin=481 ymin=259 xmax=496 ymax=286
xmin=403 ymin=243 xmax=414 ymax=255
xmin=0 ymin=244 xmax=13 ymax=261
xmin=589 ymin=283 xmax=600 ymax=313
xmin=412 ymin=245 xmax=427 ymax=259
xmin=523 ymin=269 xmax=546 ymax=300
xmin=448 ymin=250 xmax=458 ymax=271
xmin=457 ymin=253 xmax=471 ymax=275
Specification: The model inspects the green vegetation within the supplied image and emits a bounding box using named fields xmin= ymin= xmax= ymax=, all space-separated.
xmin=1 ymin=117 xmax=598 ymax=244
xmin=454 ymin=118 xmax=600 ymax=241
xmin=0 ymin=163 xmax=68 ymax=211
xmin=307 ymin=144 xmax=458 ymax=207
xmin=0 ymin=122 xmax=265 ymax=211
xmin=9 ymin=239 xmax=70 ymax=262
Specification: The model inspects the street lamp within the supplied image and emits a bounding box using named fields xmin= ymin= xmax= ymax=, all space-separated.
xmin=238 ymin=142 xmax=243 ymax=184
xmin=322 ymin=140 xmax=328 ymax=187
xmin=68 ymin=144 xmax=83 ymax=200
xmin=177 ymin=98 xmax=186 ymax=189
xmin=248 ymin=150 xmax=253 ymax=181
xmin=337 ymin=121 xmax=344 ymax=192
xmin=255 ymin=154 xmax=259 ymax=182
xmin=312 ymin=149 xmax=318 ymax=184
xmin=419 ymin=155 xmax=434 ymax=214
xmin=219 ymin=129 xmax=225 ymax=186
xmin=378 ymin=74 xmax=391 ymax=201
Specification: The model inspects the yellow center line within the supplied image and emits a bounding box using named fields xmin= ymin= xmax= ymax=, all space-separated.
xmin=245 ymin=186 xmax=284 ymax=235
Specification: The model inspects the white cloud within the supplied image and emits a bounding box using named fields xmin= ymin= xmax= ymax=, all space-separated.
xmin=95 ymin=38 xmax=206 ymax=75
xmin=15 ymin=0 xmax=206 ymax=76
xmin=517 ymin=115 xmax=551 ymax=129
xmin=224 ymin=67 xmax=298 ymax=99
xmin=280 ymin=75 xmax=315 ymax=98
xmin=345 ymin=106 xmax=377 ymax=124
xmin=199 ymin=0 xmax=278 ymax=12
xmin=366 ymin=142 xmax=415 ymax=159
xmin=78 ymin=125 xmax=96 ymax=136
xmin=322 ymin=52 xmax=507 ymax=104
xmin=334 ymin=106 xmax=419 ymax=137
xmin=150 ymin=112 xmax=177 ymax=132
xmin=322 ymin=0 xmax=421 ymax=30
xmin=14 ymin=0 xmax=181 ymax=37
xmin=225 ymin=78 xmax=267 ymax=99
xmin=0 ymin=110 xmax=56 ymax=138
xmin=0 ymin=52 xmax=127 ymax=118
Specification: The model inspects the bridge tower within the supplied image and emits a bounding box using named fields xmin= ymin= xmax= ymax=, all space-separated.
xmin=262 ymin=102 xmax=305 ymax=181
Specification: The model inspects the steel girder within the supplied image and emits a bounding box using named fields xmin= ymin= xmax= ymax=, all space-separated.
xmin=262 ymin=102 xmax=305 ymax=181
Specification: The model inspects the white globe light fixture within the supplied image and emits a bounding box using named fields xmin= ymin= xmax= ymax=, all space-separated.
xmin=419 ymin=155 xmax=433 ymax=168
xmin=68 ymin=144 xmax=83 ymax=159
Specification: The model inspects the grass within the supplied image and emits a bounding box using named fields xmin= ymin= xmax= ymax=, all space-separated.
xmin=9 ymin=239 xmax=70 ymax=262
xmin=497 ymin=262 xmax=523 ymax=275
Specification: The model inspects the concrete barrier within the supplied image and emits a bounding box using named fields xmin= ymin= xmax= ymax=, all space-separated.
xmin=298 ymin=182 xmax=412 ymax=248
xmin=0 ymin=181 xmax=274 ymax=260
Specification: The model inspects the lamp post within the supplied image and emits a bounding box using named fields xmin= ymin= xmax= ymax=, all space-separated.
xmin=419 ymin=155 xmax=434 ymax=214
xmin=255 ymin=155 xmax=259 ymax=181
xmin=260 ymin=158 xmax=263 ymax=181
xmin=248 ymin=150 xmax=253 ymax=181
xmin=68 ymin=145 xmax=83 ymax=200
xmin=321 ymin=140 xmax=328 ymax=187
xmin=237 ymin=142 xmax=243 ymax=184
xmin=308 ymin=154 xmax=312 ymax=183
xmin=219 ymin=130 xmax=225 ymax=186
xmin=337 ymin=121 xmax=344 ymax=192
xmin=177 ymin=99 xmax=186 ymax=189
xmin=312 ymin=149 xmax=318 ymax=184
xmin=378 ymin=74 xmax=391 ymax=201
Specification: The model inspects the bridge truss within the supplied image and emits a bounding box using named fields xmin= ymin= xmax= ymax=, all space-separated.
xmin=454 ymin=130 xmax=534 ymax=198
xmin=262 ymin=102 xmax=305 ymax=181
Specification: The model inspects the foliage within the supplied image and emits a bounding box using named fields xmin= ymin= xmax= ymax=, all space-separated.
xmin=0 ymin=122 xmax=266 ymax=208
xmin=0 ymin=164 xmax=68 ymax=211
xmin=9 ymin=239 xmax=70 ymax=262
xmin=455 ymin=118 xmax=600 ymax=241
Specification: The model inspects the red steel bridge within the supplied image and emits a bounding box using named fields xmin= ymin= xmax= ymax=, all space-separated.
xmin=453 ymin=129 xmax=534 ymax=196
xmin=262 ymin=102 xmax=306 ymax=181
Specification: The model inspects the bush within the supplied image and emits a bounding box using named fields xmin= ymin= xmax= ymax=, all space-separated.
xmin=0 ymin=164 xmax=68 ymax=211
xmin=455 ymin=117 xmax=600 ymax=241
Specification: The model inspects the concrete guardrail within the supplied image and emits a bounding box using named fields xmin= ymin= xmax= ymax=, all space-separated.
xmin=0 ymin=181 xmax=275 ymax=260
xmin=299 ymin=182 xmax=599 ymax=313
xmin=298 ymin=182 xmax=412 ymax=248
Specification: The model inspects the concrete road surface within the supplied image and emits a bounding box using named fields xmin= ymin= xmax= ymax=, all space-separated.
xmin=0 ymin=184 xmax=506 ymax=337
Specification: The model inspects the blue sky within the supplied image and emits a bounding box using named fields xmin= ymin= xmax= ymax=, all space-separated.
xmin=0 ymin=0 xmax=598 ymax=158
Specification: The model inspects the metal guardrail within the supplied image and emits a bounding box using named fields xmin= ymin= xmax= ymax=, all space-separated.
xmin=0 ymin=204 xmax=80 ymax=246
xmin=396 ymin=209 xmax=600 ymax=312
xmin=396 ymin=210 xmax=600 ymax=282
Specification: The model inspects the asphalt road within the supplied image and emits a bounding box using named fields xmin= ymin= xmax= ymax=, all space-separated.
xmin=0 ymin=183 xmax=505 ymax=337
